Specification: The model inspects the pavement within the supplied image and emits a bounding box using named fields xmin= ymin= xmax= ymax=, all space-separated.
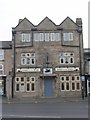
xmin=0 ymin=96 xmax=89 ymax=104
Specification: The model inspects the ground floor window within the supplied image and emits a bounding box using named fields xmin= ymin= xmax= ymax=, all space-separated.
xmin=15 ymin=77 xmax=36 ymax=92
xmin=60 ymin=76 xmax=81 ymax=91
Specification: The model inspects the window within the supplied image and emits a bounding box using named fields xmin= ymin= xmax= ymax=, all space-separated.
xmin=26 ymin=83 xmax=30 ymax=92
xmin=66 ymin=77 xmax=69 ymax=81
xmin=34 ymin=33 xmax=39 ymax=41
xmin=21 ymin=53 xmax=35 ymax=65
xmin=21 ymin=77 xmax=25 ymax=82
xmin=76 ymin=82 xmax=81 ymax=90
xmin=72 ymin=76 xmax=75 ymax=81
xmin=45 ymin=33 xmax=49 ymax=41
xmin=0 ymin=50 xmax=4 ymax=60
xmin=61 ymin=82 xmax=65 ymax=90
xmin=22 ymin=33 xmax=31 ymax=42
xmin=50 ymin=33 xmax=55 ymax=41
xmin=76 ymin=76 xmax=80 ymax=81
xmin=71 ymin=82 xmax=75 ymax=90
xmin=60 ymin=52 xmax=74 ymax=64
xmin=55 ymin=33 xmax=60 ymax=41
xmin=31 ymin=83 xmax=35 ymax=91
xmin=0 ymin=64 xmax=4 ymax=75
xmin=66 ymin=82 xmax=70 ymax=91
xmin=60 ymin=76 xmax=81 ymax=91
xmin=63 ymin=33 xmax=73 ymax=41
xmin=61 ymin=76 xmax=65 ymax=81
xmin=40 ymin=33 xmax=44 ymax=41
xmin=16 ymin=84 xmax=19 ymax=91
xmin=15 ymin=77 xmax=36 ymax=92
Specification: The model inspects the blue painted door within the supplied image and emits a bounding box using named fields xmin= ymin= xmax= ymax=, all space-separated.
xmin=44 ymin=80 xmax=52 ymax=96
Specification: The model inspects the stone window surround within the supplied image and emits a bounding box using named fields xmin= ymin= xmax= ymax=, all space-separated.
xmin=15 ymin=77 xmax=36 ymax=92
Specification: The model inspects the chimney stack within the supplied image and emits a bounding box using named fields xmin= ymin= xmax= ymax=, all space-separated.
xmin=76 ymin=18 xmax=82 ymax=27
xmin=18 ymin=19 xmax=22 ymax=24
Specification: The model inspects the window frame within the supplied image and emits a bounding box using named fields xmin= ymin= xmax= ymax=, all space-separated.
xmin=50 ymin=33 xmax=55 ymax=41
xmin=0 ymin=50 xmax=4 ymax=60
xmin=22 ymin=33 xmax=31 ymax=42
xmin=0 ymin=64 xmax=4 ymax=75
xmin=63 ymin=32 xmax=73 ymax=41
xmin=40 ymin=33 xmax=44 ymax=41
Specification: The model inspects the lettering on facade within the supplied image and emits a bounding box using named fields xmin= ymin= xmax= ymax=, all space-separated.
xmin=55 ymin=67 xmax=79 ymax=72
xmin=17 ymin=68 xmax=41 ymax=72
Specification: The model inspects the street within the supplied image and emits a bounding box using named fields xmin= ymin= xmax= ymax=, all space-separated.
xmin=1 ymin=100 xmax=88 ymax=118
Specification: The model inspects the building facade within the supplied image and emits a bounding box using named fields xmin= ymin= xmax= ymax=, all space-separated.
xmin=0 ymin=41 xmax=12 ymax=97
xmin=11 ymin=17 xmax=84 ymax=98
xmin=84 ymin=48 xmax=90 ymax=96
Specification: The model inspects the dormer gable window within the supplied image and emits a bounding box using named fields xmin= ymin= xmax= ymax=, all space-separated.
xmin=22 ymin=33 xmax=31 ymax=42
xmin=63 ymin=33 xmax=73 ymax=41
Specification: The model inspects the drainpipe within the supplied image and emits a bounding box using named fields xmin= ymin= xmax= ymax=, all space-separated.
xmin=12 ymin=30 xmax=16 ymax=98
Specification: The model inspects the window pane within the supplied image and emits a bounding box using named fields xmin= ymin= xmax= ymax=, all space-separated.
xmin=40 ymin=33 xmax=44 ymax=41
xmin=76 ymin=83 xmax=80 ymax=90
xmin=0 ymin=50 xmax=4 ymax=60
xmin=61 ymin=76 xmax=64 ymax=81
xmin=31 ymin=77 xmax=35 ymax=82
xmin=31 ymin=83 xmax=35 ymax=91
xmin=70 ymin=57 xmax=74 ymax=63
xmin=27 ymin=83 xmax=30 ymax=91
xmin=61 ymin=83 xmax=65 ymax=90
xmin=16 ymin=77 xmax=20 ymax=82
xmin=72 ymin=83 xmax=75 ymax=90
xmin=45 ymin=33 xmax=49 ymax=41
xmin=63 ymin=33 xmax=73 ymax=41
xmin=60 ymin=58 xmax=64 ymax=64
xmin=31 ymin=58 xmax=35 ymax=65
xmin=0 ymin=65 xmax=3 ymax=69
xmin=21 ymin=77 xmax=24 ymax=82
xmin=72 ymin=76 xmax=75 ymax=81
xmin=66 ymin=77 xmax=69 ymax=81
xmin=51 ymin=33 xmax=55 ymax=41
xmin=26 ymin=77 xmax=30 ymax=82
xmin=22 ymin=33 xmax=31 ymax=42
xmin=26 ymin=58 xmax=30 ymax=64
xmin=16 ymin=84 xmax=19 ymax=91
xmin=34 ymin=33 xmax=39 ymax=41
xmin=55 ymin=33 xmax=60 ymax=41
xmin=77 ymin=76 xmax=80 ymax=80
xmin=21 ymin=58 xmax=26 ymax=65
xmin=66 ymin=83 xmax=69 ymax=90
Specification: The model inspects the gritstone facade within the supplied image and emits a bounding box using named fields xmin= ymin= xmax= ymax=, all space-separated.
xmin=1 ymin=17 xmax=84 ymax=98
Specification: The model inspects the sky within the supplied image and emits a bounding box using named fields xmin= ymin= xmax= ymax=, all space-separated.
xmin=0 ymin=0 xmax=89 ymax=48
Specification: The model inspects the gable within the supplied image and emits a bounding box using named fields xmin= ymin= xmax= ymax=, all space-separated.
xmin=14 ymin=18 xmax=34 ymax=31
xmin=59 ymin=17 xmax=78 ymax=29
xmin=37 ymin=17 xmax=56 ymax=30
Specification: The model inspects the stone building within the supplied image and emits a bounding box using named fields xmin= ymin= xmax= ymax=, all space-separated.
xmin=11 ymin=17 xmax=84 ymax=98
xmin=0 ymin=41 xmax=12 ymax=97
xmin=84 ymin=48 xmax=90 ymax=96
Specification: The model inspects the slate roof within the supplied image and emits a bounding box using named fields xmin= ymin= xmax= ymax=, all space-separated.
xmin=0 ymin=41 xmax=12 ymax=49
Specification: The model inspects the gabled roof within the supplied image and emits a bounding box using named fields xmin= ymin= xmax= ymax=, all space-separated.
xmin=59 ymin=17 xmax=78 ymax=29
xmin=37 ymin=17 xmax=57 ymax=30
xmin=14 ymin=17 xmax=34 ymax=31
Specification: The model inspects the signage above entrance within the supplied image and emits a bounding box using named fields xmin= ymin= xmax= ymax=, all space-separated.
xmin=43 ymin=68 xmax=52 ymax=74
xmin=17 ymin=68 xmax=41 ymax=72
xmin=55 ymin=67 xmax=79 ymax=72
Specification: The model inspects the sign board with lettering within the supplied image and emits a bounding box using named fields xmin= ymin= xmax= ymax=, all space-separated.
xmin=17 ymin=68 xmax=41 ymax=72
xmin=55 ymin=67 xmax=79 ymax=72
